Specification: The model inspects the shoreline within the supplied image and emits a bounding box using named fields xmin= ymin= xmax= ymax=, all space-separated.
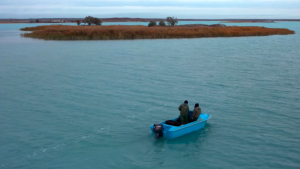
xmin=2 ymin=21 xmax=300 ymax=24
xmin=1 ymin=18 xmax=300 ymax=24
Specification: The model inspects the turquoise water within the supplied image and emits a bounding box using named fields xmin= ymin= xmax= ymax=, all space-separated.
xmin=0 ymin=21 xmax=300 ymax=169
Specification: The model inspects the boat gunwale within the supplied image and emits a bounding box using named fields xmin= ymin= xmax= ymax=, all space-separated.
xmin=167 ymin=114 xmax=211 ymax=132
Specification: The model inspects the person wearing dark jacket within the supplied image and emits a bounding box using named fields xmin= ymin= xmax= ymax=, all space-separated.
xmin=178 ymin=100 xmax=189 ymax=124
xmin=192 ymin=103 xmax=201 ymax=121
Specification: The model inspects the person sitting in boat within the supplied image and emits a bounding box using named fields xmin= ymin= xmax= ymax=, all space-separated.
xmin=192 ymin=103 xmax=201 ymax=121
xmin=178 ymin=100 xmax=189 ymax=124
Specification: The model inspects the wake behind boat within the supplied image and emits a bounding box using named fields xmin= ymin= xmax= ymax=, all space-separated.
xmin=150 ymin=111 xmax=211 ymax=139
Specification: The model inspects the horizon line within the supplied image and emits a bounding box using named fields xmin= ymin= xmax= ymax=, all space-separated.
xmin=0 ymin=18 xmax=300 ymax=20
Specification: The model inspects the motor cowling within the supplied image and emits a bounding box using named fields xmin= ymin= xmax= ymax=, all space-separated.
xmin=153 ymin=124 xmax=163 ymax=139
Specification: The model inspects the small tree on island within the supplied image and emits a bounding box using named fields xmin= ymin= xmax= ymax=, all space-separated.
xmin=159 ymin=21 xmax=166 ymax=26
xmin=84 ymin=16 xmax=102 ymax=26
xmin=166 ymin=17 xmax=178 ymax=26
xmin=93 ymin=18 xmax=102 ymax=25
xmin=148 ymin=20 xmax=157 ymax=27
xmin=76 ymin=20 xmax=81 ymax=26
xmin=84 ymin=16 xmax=93 ymax=26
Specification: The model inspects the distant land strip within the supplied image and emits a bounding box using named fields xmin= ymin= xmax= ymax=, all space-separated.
xmin=20 ymin=25 xmax=295 ymax=40
xmin=1 ymin=18 xmax=300 ymax=23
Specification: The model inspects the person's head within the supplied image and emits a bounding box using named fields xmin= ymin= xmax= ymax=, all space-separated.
xmin=184 ymin=100 xmax=188 ymax=104
xmin=195 ymin=103 xmax=199 ymax=108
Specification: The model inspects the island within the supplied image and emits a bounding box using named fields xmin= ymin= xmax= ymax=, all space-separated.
xmin=20 ymin=24 xmax=294 ymax=40
xmin=220 ymin=20 xmax=276 ymax=23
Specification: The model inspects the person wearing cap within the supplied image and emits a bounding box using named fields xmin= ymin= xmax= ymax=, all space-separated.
xmin=178 ymin=100 xmax=189 ymax=124
xmin=192 ymin=103 xmax=201 ymax=121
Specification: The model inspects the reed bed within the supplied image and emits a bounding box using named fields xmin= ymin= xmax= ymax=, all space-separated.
xmin=20 ymin=25 xmax=295 ymax=40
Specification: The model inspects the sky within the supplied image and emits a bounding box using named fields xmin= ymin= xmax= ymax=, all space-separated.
xmin=0 ymin=0 xmax=300 ymax=19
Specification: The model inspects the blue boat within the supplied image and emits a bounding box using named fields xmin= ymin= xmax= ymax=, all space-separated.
xmin=150 ymin=111 xmax=211 ymax=139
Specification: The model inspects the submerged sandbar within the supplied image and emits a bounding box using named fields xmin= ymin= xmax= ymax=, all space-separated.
xmin=20 ymin=25 xmax=295 ymax=40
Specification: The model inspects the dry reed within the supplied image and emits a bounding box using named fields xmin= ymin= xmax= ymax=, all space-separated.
xmin=20 ymin=25 xmax=295 ymax=40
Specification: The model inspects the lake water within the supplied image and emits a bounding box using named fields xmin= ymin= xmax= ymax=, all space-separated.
xmin=0 ymin=21 xmax=300 ymax=169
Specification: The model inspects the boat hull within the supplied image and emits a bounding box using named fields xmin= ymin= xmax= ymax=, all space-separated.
xmin=150 ymin=114 xmax=211 ymax=139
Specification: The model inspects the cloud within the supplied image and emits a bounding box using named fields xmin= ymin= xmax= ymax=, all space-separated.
xmin=0 ymin=0 xmax=299 ymax=18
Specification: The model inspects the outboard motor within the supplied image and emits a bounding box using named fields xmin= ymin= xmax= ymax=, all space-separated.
xmin=153 ymin=124 xmax=163 ymax=139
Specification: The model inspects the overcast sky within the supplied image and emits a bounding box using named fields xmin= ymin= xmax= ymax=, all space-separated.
xmin=1 ymin=0 xmax=300 ymax=19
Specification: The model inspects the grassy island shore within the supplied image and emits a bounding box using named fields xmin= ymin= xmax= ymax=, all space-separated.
xmin=20 ymin=25 xmax=295 ymax=40
xmin=220 ymin=21 xmax=275 ymax=23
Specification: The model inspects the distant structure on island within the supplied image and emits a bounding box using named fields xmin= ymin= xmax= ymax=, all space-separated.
xmin=50 ymin=19 xmax=66 ymax=23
